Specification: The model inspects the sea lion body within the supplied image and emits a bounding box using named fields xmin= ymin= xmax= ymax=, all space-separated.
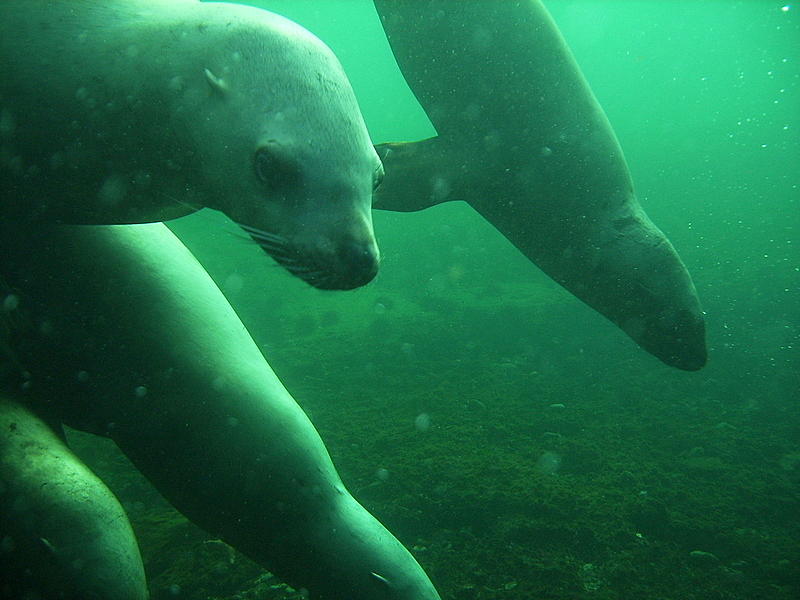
xmin=0 ymin=0 xmax=381 ymax=289
xmin=372 ymin=0 xmax=706 ymax=370
xmin=0 ymin=222 xmax=439 ymax=600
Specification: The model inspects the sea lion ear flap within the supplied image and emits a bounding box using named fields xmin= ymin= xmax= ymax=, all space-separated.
xmin=204 ymin=68 xmax=230 ymax=96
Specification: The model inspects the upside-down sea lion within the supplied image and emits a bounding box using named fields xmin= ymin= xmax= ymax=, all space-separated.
xmin=0 ymin=0 xmax=381 ymax=290
xmin=0 ymin=222 xmax=440 ymax=600
xmin=371 ymin=0 xmax=707 ymax=370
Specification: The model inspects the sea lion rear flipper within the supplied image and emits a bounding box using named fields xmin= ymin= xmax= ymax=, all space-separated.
xmin=373 ymin=0 xmax=707 ymax=370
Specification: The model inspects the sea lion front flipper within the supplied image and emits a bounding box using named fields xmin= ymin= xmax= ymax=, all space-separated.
xmin=373 ymin=138 xmax=463 ymax=212
xmin=373 ymin=0 xmax=706 ymax=370
xmin=1 ymin=222 xmax=440 ymax=600
xmin=0 ymin=398 xmax=147 ymax=600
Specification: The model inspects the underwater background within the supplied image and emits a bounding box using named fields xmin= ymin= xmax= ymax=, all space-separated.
xmin=67 ymin=1 xmax=798 ymax=599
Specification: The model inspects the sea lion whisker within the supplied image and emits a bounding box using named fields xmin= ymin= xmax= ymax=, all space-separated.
xmin=241 ymin=232 xmax=281 ymax=246
xmin=224 ymin=229 xmax=260 ymax=245
xmin=229 ymin=226 xmax=296 ymax=258
xmin=159 ymin=192 xmax=202 ymax=214
xmin=280 ymin=263 xmax=333 ymax=287
xmin=282 ymin=263 xmax=320 ymax=277
xmin=268 ymin=252 xmax=298 ymax=264
xmin=240 ymin=232 xmax=297 ymax=258
xmin=305 ymin=270 xmax=341 ymax=290
xmin=252 ymin=241 xmax=302 ymax=264
xmin=235 ymin=223 xmax=288 ymax=245
xmin=253 ymin=238 xmax=289 ymax=255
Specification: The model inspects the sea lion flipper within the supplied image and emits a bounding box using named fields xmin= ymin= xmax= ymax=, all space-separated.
xmin=1 ymin=222 xmax=441 ymax=600
xmin=0 ymin=398 xmax=147 ymax=600
xmin=373 ymin=138 xmax=460 ymax=212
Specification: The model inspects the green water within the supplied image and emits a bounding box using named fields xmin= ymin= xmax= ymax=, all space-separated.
xmin=99 ymin=1 xmax=798 ymax=598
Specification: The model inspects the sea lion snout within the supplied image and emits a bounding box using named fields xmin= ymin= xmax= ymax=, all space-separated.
xmin=332 ymin=236 xmax=380 ymax=290
xmin=633 ymin=307 xmax=708 ymax=371
xmin=241 ymin=221 xmax=379 ymax=290
xmin=288 ymin=233 xmax=380 ymax=291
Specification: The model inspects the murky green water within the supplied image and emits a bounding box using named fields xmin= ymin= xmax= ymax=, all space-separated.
xmin=68 ymin=2 xmax=799 ymax=599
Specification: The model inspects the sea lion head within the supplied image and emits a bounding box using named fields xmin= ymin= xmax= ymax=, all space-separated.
xmin=184 ymin=5 xmax=381 ymax=290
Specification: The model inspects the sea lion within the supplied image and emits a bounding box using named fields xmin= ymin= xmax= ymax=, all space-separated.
xmin=0 ymin=398 xmax=148 ymax=600
xmin=0 ymin=0 xmax=381 ymax=290
xmin=0 ymin=221 xmax=440 ymax=600
xmin=372 ymin=0 xmax=707 ymax=370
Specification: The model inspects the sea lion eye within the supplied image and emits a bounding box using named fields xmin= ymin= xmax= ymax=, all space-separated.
xmin=254 ymin=146 xmax=301 ymax=191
